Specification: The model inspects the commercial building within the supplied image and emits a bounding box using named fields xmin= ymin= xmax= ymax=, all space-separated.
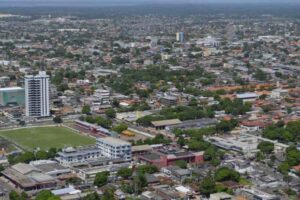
xmin=25 ymin=71 xmax=50 ymax=117
xmin=29 ymin=160 xmax=72 ymax=178
xmin=76 ymin=160 xmax=130 ymax=184
xmin=97 ymin=137 xmax=132 ymax=161
xmin=56 ymin=147 xmax=103 ymax=167
xmin=0 ymin=87 xmax=25 ymax=106
xmin=151 ymin=119 xmax=182 ymax=130
xmin=204 ymin=134 xmax=259 ymax=156
xmin=165 ymin=118 xmax=218 ymax=131
xmin=236 ymin=92 xmax=258 ymax=102
xmin=93 ymin=89 xmax=110 ymax=105
xmin=138 ymin=146 xmax=204 ymax=168
xmin=2 ymin=163 xmax=57 ymax=192
xmin=74 ymin=120 xmax=114 ymax=137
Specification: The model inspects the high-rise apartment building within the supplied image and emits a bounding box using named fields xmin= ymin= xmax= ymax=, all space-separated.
xmin=176 ymin=32 xmax=185 ymax=42
xmin=25 ymin=71 xmax=50 ymax=117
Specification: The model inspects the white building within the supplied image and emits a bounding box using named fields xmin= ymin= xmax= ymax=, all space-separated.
xmin=97 ymin=137 xmax=132 ymax=161
xmin=93 ymin=89 xmax=110 ymax=105
xmin=25 ymin=71 xmax=50 ymax=117
xmin=176 ymin=32 xmax=184 ymax=42
xmin=56 ymin=147 xmax=103 ymax=167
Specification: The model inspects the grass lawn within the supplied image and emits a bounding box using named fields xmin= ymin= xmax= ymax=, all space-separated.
xmin=0 ymin=126 xmax=96 ymax=150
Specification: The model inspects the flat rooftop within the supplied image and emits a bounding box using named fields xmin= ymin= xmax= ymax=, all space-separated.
xmin=151 ymin=119 xmax=182 ymax=127
xmin=97 ymin=137 xmax=130 ymax=146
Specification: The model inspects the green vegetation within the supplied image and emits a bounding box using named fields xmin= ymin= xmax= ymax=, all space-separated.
xmin=175 ymin=160 xmax=188 ymax=169
xmin=108 ymin=65 xmax=212 ymax=95
xmin=218 ymin=98 xmax=252 ymax=116
xmin=117 ymin=167 xmax=133 ymax=179
xmin=0 ymin=126 xmax=95 ymax=150
xmin=199 ymin=177 xmax=217 ymax=197
xmin=216 ymin=119 xmax=238 ymax=133
xmin=253 ymin=69 xmax=268 ymax=81
xmin=35 ymin=190 xmax=61 ymax=200
xmin=262 ymin=120 xmax=300 ymax=143
xmin=8 ymin=148 xmax=59 ymax=165
xmin=105 ymin=108 xmax=116 ymax=118
xmin=112 ymin=124 xmax=128 ymax=134
xmin=137 ymin=105 xmax=214 ymax=126
xmin=9 ymin=191 xmax=28 ymax=200
xmin=136 ymin=164 xmax=158 ymax=174
xmin=53 ymin=116 xmax=63 ymax=123
xmin=82 ymin=105 xmax=91 ymax=114
xmin=83 ymin=115 xmax=112 ymax=129
xmin=83 ymin=192 xmax=100 ymax=200
xmin=278 ymin=146 xmax=300 ymax=174
xmin=200 ymin=167 xmax=241 ymax=197
xmin=214 ymin=167 xmax=240 ymax=182
xmin=94 ymin=171 xmax=110 ymax=187
xmin=258 ymin=141 xmax=274 ymax=154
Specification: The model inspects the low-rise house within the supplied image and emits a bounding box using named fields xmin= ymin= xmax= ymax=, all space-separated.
xmin=237 ymin=188 xmax=280 ymax=200
xmin=209 ymin=192 xmax=233 ymax=200
xmin=161 ymin=166 xmax=191 ymax=182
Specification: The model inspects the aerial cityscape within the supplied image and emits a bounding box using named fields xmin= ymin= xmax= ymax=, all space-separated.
xmin=0 ymin=0 xmax=299 ymax=199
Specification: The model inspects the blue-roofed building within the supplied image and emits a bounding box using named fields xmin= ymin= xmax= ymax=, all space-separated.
xmin=236 ymin=92 xmax=258 ymax=102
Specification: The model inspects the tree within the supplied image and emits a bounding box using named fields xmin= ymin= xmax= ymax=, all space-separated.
xmin=136 ymin=165 xmax=158 ymax=174
xmin=177 ymin=136 xmax=185 ymax=147
xmin=199 ymin=177 xmax=217 ymax=197
xmin=117 ymin=167 xmax=133 ymax=179
xmin=253 ymin=69 xmax=268 ymax=81
xmin=66 ymin=177 xmax=83 ymax=185
xmin=278 ymin=162 xmax=290 ymax=175
xmin=94 ymin=171 xmax=109 ymax=187
xmin=214 ymin=167 xmax=240 ymax=182
xmin=53 ymin=116 xmax=63 ymax=123
xmin=112 ymin=124 xmax=128 ymax=134
xmin=204 ymin=146 xmax=223 ymax=166
xmin=133 ymin=174 xmax=148 ymax=194
xmin=285 ymin=146 xmax=300 ymax=167
xmin=9 ymin=191 xmax=20 ymax=200
xmin=258 ymin=141 xmax=274 ymax=154
xmin=20 ymin=192 xmax=28 ymax=200
xmin=47 ymin=148 xmax=58 ymax=159
xmin=112 ymin=98 xmax=120 ymax=107
xmin=10 ymin=151 xmax=35 ymax=164
xmin=35 ymin=190 xmax=61 ymax=200
xmin=83 ymin=192 xmax=100 ymax=200
xmin=105 ymin=108 xmax=116 ymax=119
xmin=96 ymin=117 xmax=112 ymax=129
xmin=82 ymin=105 xmax=91 ymax=114
xmin=0 ymin=165 xmax=4 ymax=172
xmin=101 ymin=188 xmax=115 ymax=200
xmin=35 ymin=150 xmax=49 ymax=160
xmin=216 ymin=119 xmax=238 ymax=133
xmin=175 ymin=160 xmax=187 ymax=169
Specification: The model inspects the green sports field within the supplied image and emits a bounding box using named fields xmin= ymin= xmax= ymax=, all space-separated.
xmin=0 ymin=126 xmax=96 ymax=150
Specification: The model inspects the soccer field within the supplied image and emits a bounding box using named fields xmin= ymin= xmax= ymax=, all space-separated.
xmin=0 ymin=126 xmax=96 ymax=150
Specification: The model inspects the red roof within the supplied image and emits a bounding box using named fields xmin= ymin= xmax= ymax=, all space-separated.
xmin=293 ymin=165 xmax=300 ymax=171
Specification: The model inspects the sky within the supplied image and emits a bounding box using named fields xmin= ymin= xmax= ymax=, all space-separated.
xmin=0 ymin=0 xmax=299 ymax=7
